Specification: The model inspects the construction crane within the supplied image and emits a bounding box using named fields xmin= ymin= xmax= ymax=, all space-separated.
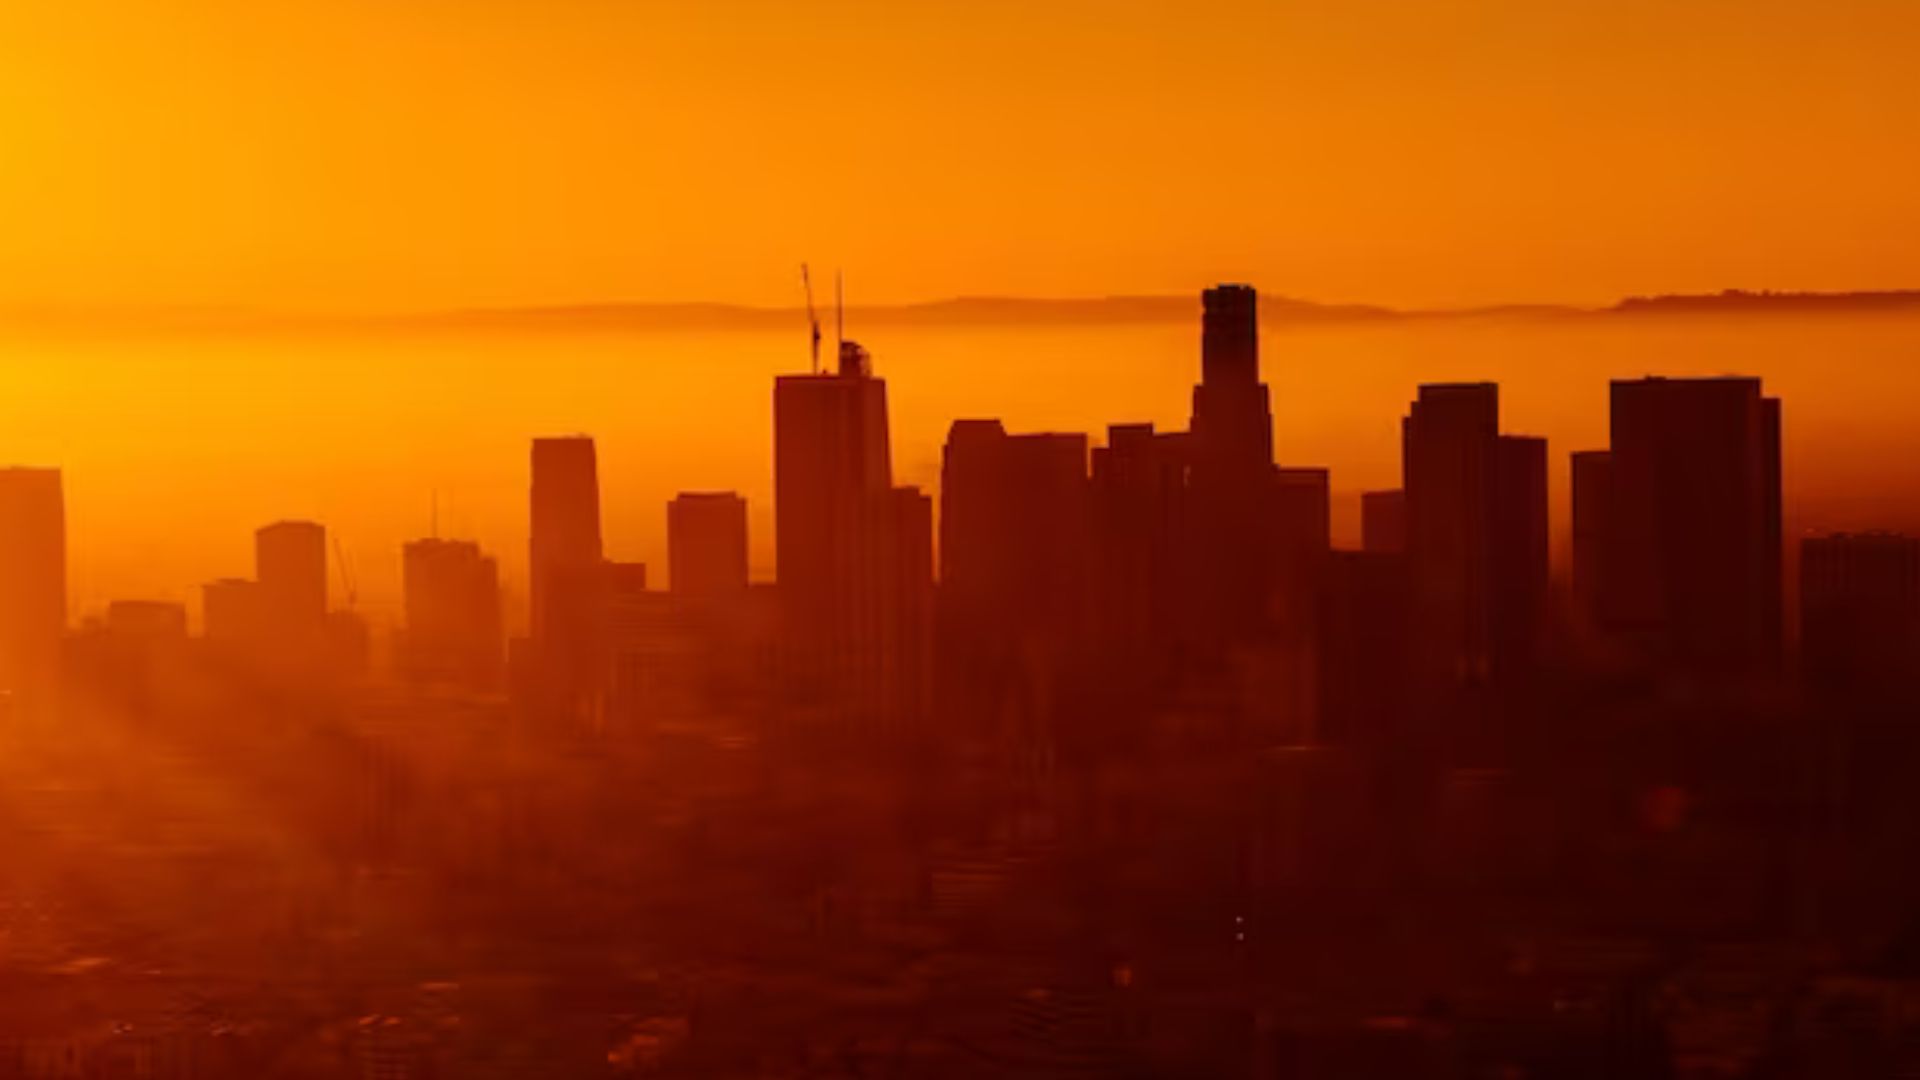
xmin=801 ymin=263 xmax=823 ymax=374
xmin=331 ymin=534 xmax=358 ymax=612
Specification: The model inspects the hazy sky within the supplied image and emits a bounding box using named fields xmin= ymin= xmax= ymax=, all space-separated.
xmin=2 ymin=0 xmax=1916 ymax=310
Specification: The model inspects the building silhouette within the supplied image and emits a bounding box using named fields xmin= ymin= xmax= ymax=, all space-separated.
xmin=1361 ymin=489 xmax=1407 ymax=554
xmin=528 ymin=436 xmax=605 ymax=719
xmin=1185 ymin=284 xmax=1278 ymax=651
xmin=1582 ymin=376 xmax=1783 ymax=674
xmin=202 ymin=577 xmax=264 ymax=647
xmin=668 ymin=492 xmax=749 ymax=599
xmin=1801 ymin=532 xmax=1920 ymax=695
xmin=773 ymin=340 xmax=928 ymax=730
xmin=0 ymin=467 xmax=65 ymax=706
xmin=1401 ymin=385 xmax=1547 ymax=698
xmin=255 ymin=520 xmax=328 ymax=654
xmin=400 ymin=538 xmax=503 ymax=690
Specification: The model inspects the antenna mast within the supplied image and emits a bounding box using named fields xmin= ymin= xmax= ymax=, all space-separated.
xmin=801 ymin=264 xmax=822 ymax=375
xmin=835 ymin=271 xmax=845 ymax=356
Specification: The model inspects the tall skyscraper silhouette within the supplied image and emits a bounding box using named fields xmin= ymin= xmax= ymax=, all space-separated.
xmin=1186 ymin=284 xmax=1278 ymax=649
xmin=668 ymin=492 xmax=749 ymax=599
xmin=1593 ymin=377 xmax=1783 ymax=674
xmin=1569 ymin=449 xmax=1612 ymax=635
xmin=1361 ymin=489 xmax=1407 ymax=555
xmin=1492 ymin=435 xmax=1549 ymax=678
xmin=529 ymin=436 xmax=606 ymax=719
xmin=774 ymin=340 xmax=926 ymax=729
xmin=401 ymin=537 xmax=503 ymax=690
xmin=0 ymin=468 xmax=66 ymax=704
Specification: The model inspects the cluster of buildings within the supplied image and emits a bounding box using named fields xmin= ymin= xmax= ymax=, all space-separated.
xmin=0 ymin=283 xmax=1916 ymax=745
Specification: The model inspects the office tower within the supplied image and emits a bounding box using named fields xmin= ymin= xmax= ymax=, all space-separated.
xmin=255 ymin=520 xmax=328 ymax=637
xmin=1402 ymin=383 xmax=1500 ymax=686
xmin=1801 ymin=533 xmax=1920 ymax=694
xmin=0 ymin=468 xmax=66 ymax=702
xmin=1402 ymin=385 xmax=1547 ymax=690
xmin=669 ymin=492 xmax=749 ymax=599
xmin=1492 ymin=435 xmax=1549 ymax=677
xmin=529 ymin=436 xmax=605 ymax=718
xmin=1569 ymin=450 xmax=1612 ymax=630
xmin=202 ymin=578 xmax=264 ymax=645
xmin=1361 ymin=489 xmax=1407 ymax=554
xmin=1272 ymin=467 xmax=1331 ymax=630
xmin=1089 ymin=423 xmax=1186 ymax=706
xmin=400 ymin=538 xmax=503 ymax=690
xmin=938 ymin=421 xmax=1090 ymax=737
xmin=1601 ymin=377 xmax=1783 ymax=673
xmin=888 ymin=486 xmax=936 ymax=731
xmin=1186 ymin=285 xmax=1278 ymax=647
xmin=774 ymin=340 xmax=913 ymax=727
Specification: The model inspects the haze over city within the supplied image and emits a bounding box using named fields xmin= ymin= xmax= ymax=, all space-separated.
xmin=5 ymin=2 xmax=1920 ymax=1077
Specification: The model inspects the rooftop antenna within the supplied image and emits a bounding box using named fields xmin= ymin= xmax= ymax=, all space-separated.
xmin=331 ymin=534 xmax=358 ymax=612
xmin=835 ymin=270 xmax=845 ymax=355
xmin=801 ymin=264 xmax=822 ymax=375
xmin=430 ymin=488 xmax=439 ymax=539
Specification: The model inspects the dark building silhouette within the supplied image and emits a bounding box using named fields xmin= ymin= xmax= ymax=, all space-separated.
xmin=1593 ymin=376 xmax=1783 ymax=674
xmin=668 ymin=492 xmax=749 ymax=599
xmin=773 ymin=340 xmax=926 ymax=730
xmin=1492 ymin=435 xmax=1549 ymax=678
xmin=202 ymin=577 xmax=264 ymax=647
xmin=1401 ymin=386 xmax=1547 ymax=694
xmin=1089 ymin=423 xmax=1187 ymax=708
xmin=938 ymin=421 xmax=1091 ymax=745
xmin=256 ymin=520 xmax=327 ymax=625
xmin=1272 ymin=466 xmax=1331 ymax=634
xmin=400 ymin=538 xmax=503 ymax=690
xmin=1360 ymin=489 xmax=1406 ymax=554
xmin=1569 ymin=449 xmax=1612 ymax=633
xmin=1186 ymin=284 xmax=1278 ymax=650
xmin=106 ymin=599 xmax=188 ymax=641
xmin=0 ymin=467 xmax=65 ymax=705
xmin=1402 ymin=384 xmax=1500 ymax=687
xmin=1318 ymin=551 xmax=1412 ymax=749
xmin=529 ymin=436 xmax=605 ymax=719
xmin=1801 ymin=533 xmax=1920 ymax=694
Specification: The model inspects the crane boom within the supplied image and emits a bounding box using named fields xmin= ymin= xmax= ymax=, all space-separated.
xmin=801 ymin=264 xmax=822 ymax=374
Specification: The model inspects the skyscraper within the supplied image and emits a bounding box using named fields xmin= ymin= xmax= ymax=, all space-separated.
xmin=774 ymin=339 xmax=915 ymax=728
xmin=0 ymin=468 xmax=66 ymax=704
xmin=1600 ymin=377 xmax=1783 ymax=674
xmin=1569 ymin=449 xmax=1612 ymax=633
xmin=255 ymin=520 xmax=328 ymax=639
xmin=668 ymin=492 xmax=749 ymax=599
xmin=1403 ymin=383 xmax=1500 ymax=686
xmin=1492 ymin=435 xmax=1549 ymax=678
xmin=401 ymin=537 xmax=503 ymax=690
xmin=529 ymin=436 xmax=605 ymax=720
xmin=1186 ymin=284 xmax=1278 ymax=649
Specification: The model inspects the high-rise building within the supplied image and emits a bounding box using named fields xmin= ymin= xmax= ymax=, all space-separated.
xmin=1492 ymin=435 xmax=1549 ymax=677
xmin=1361 ymin=489 xmax=1407 ymax=555
xmin=255 ymin=520 xmax=328 ymax=640
xmin=1186 ymin=285 xmax=1278 ymax=648
xmin=1402 ymin=383 xmax=1501 ymax=686
xmin=1800 ymin=533 xmax=1920 ymax=694
xmin=202 ymin=578 xmax=264 ymax=647
xmin=1089 ymin=423 xmax=1186 ymax=707
xmin=774 ymin=340 xmax=918 ymax=728
xmin=888 ymin=486 xmax=935 ymax=731
xmin=668 ymin=492 xmax=749 ymax=599
xmin=1569 ymin=449 xmax=1612 ymax=632
xmin=529 ymin=436 xmax=605 ymax=718
xmin=937 ymin=422 xmax=1091 ymax=737
xmin=401 ymin=538 xmax=503 ymax=690
xmin=1272 ymin=467 xmax=1331 ymax=632
xmin=0 ymin=468 xmax=66 ymax=702
xmin=1401 ymin=385 xmax=1547 ymax=689
xmin=1600 ymin=377 xmax=1783 ymax=673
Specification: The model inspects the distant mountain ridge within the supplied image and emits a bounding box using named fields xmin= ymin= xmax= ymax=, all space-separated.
xmin=3 ymin=288 xmax=1918 ymax=336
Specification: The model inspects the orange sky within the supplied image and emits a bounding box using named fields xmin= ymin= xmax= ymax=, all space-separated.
xmin=2 ymin=0 xmax=1917 ymax=312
